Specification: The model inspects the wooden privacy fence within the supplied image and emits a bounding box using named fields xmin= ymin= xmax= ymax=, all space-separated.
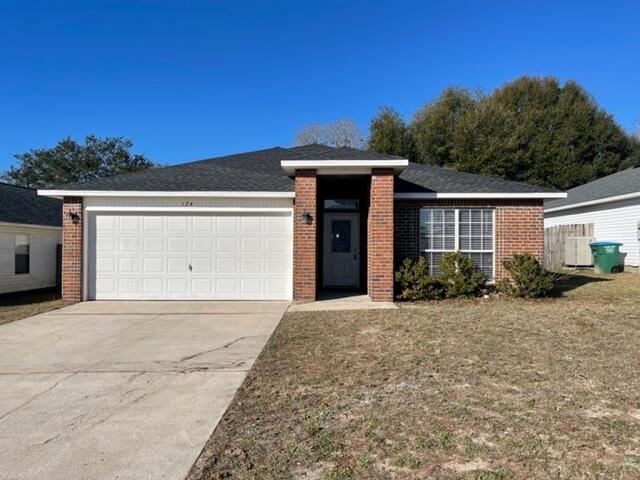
xmin=544 ymin=223 xmax=594 ymax=271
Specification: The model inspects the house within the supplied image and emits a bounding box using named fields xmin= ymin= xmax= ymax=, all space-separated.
xmin=545 ymin=167 xmax=640 ymax=268
xmin=38 ymin=145 xmax=565 ymax=303
xmin=0 ymin=183 xmax=62 ymax=294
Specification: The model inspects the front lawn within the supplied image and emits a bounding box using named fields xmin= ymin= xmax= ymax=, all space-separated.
xmin=0 ymin=288 xmax=63 ymax=326
xmin=189 ymin=272 xmax=640 ymax=479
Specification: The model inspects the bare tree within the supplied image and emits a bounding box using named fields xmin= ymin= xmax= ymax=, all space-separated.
xmin=293 ymin=119 xmax=366 ymax=149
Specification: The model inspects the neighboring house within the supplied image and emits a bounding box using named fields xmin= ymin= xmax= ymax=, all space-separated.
xmin=545 ymin=167 xmax=640 ymax=268
xmin=38 ymin=145 xmax=565 ymax=303
xmin=0 ymin=183 xmax=62 ymax=294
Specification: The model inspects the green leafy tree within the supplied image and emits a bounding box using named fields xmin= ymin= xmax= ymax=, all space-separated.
xmin=368 ymin=106 xmax=415 ymax=159
xmin=2 ymin=135 xmax=154 ymax=188
xmin=410 ymin=86 xmax=477 ymax=167
xmin=392 ymin=77 xmax=640 ymax=190
xmin=451 ymin=77 xmax=640 ymax=189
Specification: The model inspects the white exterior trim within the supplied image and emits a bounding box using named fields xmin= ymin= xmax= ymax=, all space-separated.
xmin=281 ymin=159 xmax=408 ymax=175
xmin=85 ymin=206 xmax=293 ymax=213
xmin=38 ymin=190 xmax=295 ymax=199
xmin=395 ymin=192 xmax=566 ymax=200
xmin=544 ymin=191 xmax=640 ymax=213
xmin=0 ymin=221 xmax=61 ymax=231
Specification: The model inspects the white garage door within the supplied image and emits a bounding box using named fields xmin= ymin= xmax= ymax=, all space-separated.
xmin=88 ymin=213 xmax=292 ymax=300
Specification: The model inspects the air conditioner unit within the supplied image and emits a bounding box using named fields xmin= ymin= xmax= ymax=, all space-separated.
xmin=565 ymin=237 xmax=594 ymax=266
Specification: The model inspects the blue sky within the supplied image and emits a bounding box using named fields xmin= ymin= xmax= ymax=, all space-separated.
xmin=1 ymin=0 xmax=638 ymax=170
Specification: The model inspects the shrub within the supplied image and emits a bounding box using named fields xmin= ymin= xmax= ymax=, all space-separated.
xmin=438 ymin=251 xmax=485 ymax=298
xmin=394 ymin=257 xmax=445 ymax=301
xmin=501 ymin=253 xmax=555 ymax=298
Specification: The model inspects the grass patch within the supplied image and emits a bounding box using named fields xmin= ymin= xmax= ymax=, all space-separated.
xmin=0 ymin=288 xmax=62 ymax=326
xmin=189 ymin=272 xmax=640 ymax=479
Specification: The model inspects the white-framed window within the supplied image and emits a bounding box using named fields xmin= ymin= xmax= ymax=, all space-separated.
xmin=15 ymin=234 xmax=30 ymax=275
xmin=419 ymin=208 xmax=494 ymax=279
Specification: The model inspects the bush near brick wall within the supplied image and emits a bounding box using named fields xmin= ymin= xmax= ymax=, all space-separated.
xmin=394 ymin=199 xmax=544 ymax=282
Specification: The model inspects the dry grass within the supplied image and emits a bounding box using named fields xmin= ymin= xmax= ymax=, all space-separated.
xmin=189 ymin=272 xmax=640 ymax=480
xmin=0 ymin=288 xmax=62 ymax=326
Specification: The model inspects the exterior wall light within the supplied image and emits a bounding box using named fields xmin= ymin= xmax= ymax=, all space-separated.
xmin=301 ymin=211 xmax=313 ymax=225
xmin=67 ymin=211 xmax=80 ymax=224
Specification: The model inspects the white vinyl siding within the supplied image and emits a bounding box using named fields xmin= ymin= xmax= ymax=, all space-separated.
xmin=420 ymin=208 xmax=494 ymax=279
xmin=0 ymin=224 xmax=61 ymax=294
xmin=544 ymin=197 xmax=640 ymax=267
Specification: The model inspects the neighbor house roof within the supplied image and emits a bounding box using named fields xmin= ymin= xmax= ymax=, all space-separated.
xmin=545 ymin=167 xmax=640 ymax=212
xmin=40 ymin=144 xmax=563 ymax=198
xmin=0 ymin=183 xmax=62 ymax=227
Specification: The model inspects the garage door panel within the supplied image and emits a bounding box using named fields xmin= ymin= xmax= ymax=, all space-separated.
xmin=216 ymin=217 xmax=237 ymax=231
xmin=167 ymin=258 xmax=189 ymax=273
xmin=240 ymin=237 xmax=262 ymax=253
xmin=118 ymin=278 xmax=139 ymax=295
xmin=142 ymin=278 xmax=163 ymax=294
xmin=143 ymin=257 xmax=164 ymax=273
xmin=118 ymin=257 xmax=139 ymax=273
xmin=90 ymin=212 xmax=292 ymax=300
xmin=119 ymin=216 xmax=140 ymax=231
xmin=143 ymin=216 xmax=163 ymax=231
xmin=168 ymin=217 xmax=188 ymax=231
xmin=143 ymin=237 xmax=164 ymax=252
xmin=168 ymin=237 xmax=188 ymax=252
xmin=192 ymin=237 xmax=213 ymax=252
xmin=119 ymin=237 xmax=139 ymax=252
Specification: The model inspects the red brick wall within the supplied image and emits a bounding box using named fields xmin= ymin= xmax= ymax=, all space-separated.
xmin=62 ymin=197 xmax=83 ymax=303
xmin=368 ymin=169 xmax=394 ymax=301
xmin=293 ymin=170 xmax=317 ymax=302
xmin=394 ymin=199 xmax=544 ymax=281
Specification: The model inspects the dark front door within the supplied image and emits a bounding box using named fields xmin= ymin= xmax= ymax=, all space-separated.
xmin=323 ymin=212 xmax=360 ymax=288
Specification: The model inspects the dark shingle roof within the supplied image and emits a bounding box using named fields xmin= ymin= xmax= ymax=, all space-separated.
xmin=397 ymin=162 xmax=559 ymax=194
xmin=48 ymin=144 xmax=557 ymax=196
xmin=545 ymin=167 xmax=640 ymax=210
xmin=0 ymin=183 xmax=61 ymax=227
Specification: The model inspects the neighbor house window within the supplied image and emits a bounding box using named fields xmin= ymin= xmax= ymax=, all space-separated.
xmin=15 ymin=234 xmax=30 ymax=275
xmin=419 ymin=208 xmax=494 ymax=279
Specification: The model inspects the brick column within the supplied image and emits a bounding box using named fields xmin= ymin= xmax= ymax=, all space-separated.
xmin=293 ymin=169 xmax=317 ymax=302
xmin=62 ymin=197 xmax=83 ymax=303
xmin=495 ymin=202 xmax=544 ymax=280
xmin=368 ymin=168 xmax=394 ymax=302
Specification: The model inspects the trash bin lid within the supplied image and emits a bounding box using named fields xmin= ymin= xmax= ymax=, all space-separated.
xmin=590 ymin=241 xmax=623 ymax=246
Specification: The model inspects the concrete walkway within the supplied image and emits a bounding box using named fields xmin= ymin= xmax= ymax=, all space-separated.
xmin=288 ymin=292 xmax=397 ymax=312
xmin=0 ymin=301 xmax=288 ymax=480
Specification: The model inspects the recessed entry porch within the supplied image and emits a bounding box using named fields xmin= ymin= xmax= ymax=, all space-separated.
xmin=317 ymin=176 xmax=370 ymax=293
xmin=290 ymin=162 xmax=402 ymax=303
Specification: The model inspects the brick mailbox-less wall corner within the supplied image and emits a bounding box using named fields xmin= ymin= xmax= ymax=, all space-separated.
xmin=368 ymin=168 xmax=394 ymax=302
xmin=62 ymin=196 xmax=83 ymax=303
xmin=293 ymin=169 xmax=317 ymax=302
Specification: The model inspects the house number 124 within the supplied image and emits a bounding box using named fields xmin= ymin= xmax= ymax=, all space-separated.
xmin=180 ymin=200 xmax=193 ymax=207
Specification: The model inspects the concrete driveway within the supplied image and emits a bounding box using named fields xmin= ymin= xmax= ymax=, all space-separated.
xmin=0 ymin=301 xmax=288 ymax=480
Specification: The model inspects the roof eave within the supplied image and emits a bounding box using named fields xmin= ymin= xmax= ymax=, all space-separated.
xmin=545 ymin=191 xmax=640 ymax=213
xmin=280 ymin=159 xmax=408 ymax=175
xmin=38 ymin=190 xmax=296 ymax=198
xmin=395 ymin=192 xmax=567 ymax=200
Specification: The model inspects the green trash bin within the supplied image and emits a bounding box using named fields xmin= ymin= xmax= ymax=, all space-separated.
xmin=589 ymin=241 xmax=623 ymax=274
